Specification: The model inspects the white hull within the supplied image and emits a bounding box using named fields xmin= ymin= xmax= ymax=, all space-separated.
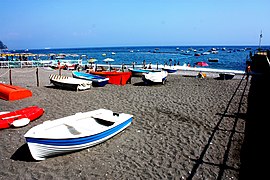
xmin=142 ymin=70 xmax=168 ymax=84
xmin=24 ymin=109 xmax=133 ymax=160
xmin=49 ymin=74 xmax=92 ymax=91
xmin=26 ymin=123 xmax=130 ymax=160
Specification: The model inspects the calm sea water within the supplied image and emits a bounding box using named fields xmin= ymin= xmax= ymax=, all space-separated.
xmin=14 ymin=45 xmax=270 ymax=71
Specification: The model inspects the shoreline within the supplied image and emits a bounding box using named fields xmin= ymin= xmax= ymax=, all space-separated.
xmin=0 ymin=66 xmax=245 ymax=85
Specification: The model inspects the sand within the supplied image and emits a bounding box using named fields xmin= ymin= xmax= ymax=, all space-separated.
xmin=0 ymin=67 xmax=249 ymax=179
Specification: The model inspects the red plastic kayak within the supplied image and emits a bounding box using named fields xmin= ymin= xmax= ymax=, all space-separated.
xmin=0 ymin=106 xmax=44 ymax=129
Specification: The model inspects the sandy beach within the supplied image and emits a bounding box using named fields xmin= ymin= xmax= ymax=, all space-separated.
xmin=0 ymin=67 xmax=250 ymax=179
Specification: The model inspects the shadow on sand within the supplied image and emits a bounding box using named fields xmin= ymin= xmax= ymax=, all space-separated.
xmin=239 ymin=74 xmax=270 ymax=179
xmin=11 ymin=143 xmax=36 ymax=162
xmin=187 ymin=75 xmax=248 ymax=180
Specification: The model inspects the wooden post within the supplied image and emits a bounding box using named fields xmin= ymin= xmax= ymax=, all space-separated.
xmin=9 ymin=69 xmax=12 ymax=85
xmin=36 ymin=67 xmax=39 ymax=87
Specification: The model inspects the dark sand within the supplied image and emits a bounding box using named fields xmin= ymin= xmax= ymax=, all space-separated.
xmin=0 ymin=68 xmax=250 ymax=179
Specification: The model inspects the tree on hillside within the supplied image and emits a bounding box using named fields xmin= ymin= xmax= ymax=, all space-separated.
xmin=0 ymin=41 xmax=8 ymax=50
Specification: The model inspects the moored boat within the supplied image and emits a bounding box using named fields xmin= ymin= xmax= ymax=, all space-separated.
xmin=0 ymin=106 xmax=44 ymax=129
xmin=24 ymin=108 xmax=133 ymax=160
xmin=208 ymin=58 xmax=219 ymax=62
xmin=72 ymin=71 xmax=109 ymax=87
xmin=49 ymin=74 xmax=92 ymax=91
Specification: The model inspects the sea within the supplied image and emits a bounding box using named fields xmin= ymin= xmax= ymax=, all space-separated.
xmin=10 ymin=45 xmax=270 ymax=72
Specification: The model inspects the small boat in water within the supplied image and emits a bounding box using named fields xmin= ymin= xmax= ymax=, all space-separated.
xmin=0 ymin=106 xmax=44 ymax=129
xmin=72 ymin=71 xmax=109 ymax=87
xmin=49 ymin=74 xmax=92 ymax=91
xmin=208 ymin=58 xmax=219 ymax=62
xmin=195 ymin=61 xmax=209 ymax=67
xmin=142 ymin=70 xmax=168 ymax=85
xmin=24 ymin=108 xmax=133 ymax=160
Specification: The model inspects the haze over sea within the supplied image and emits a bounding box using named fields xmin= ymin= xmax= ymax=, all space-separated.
xmin=11 ymin=45 xmax=270 ymax=72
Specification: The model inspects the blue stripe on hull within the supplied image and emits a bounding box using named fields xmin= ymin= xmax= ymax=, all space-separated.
xmin=72 ymin=72 xmax=109 ymax=87
xmin=92 ymin=80 xmax=108 ymax=87
xmin=166 ymin=69 xmax=177 ymax=73
xmin=26 ymin=118 xmax=132 ymax=146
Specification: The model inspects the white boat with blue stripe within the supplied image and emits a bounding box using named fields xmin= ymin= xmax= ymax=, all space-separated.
xmin=24 ymin=109 xmax=133 ymax=160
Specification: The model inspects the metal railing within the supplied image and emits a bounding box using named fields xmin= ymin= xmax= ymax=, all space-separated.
xmin=0 ymin=59 xmax=83 ymax=68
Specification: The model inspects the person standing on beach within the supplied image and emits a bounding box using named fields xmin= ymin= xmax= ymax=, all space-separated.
xmin=143 ymin=60 xmax=146 ymax=69
xmin=148 ymin=62 xmax=152 ymax=69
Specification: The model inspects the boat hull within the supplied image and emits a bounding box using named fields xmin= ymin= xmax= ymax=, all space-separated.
xmin=219 ymin=73 xmax=235 ymax=80
xmin=142 ymin=71 xmax=168 ymax=85
xmin=0 ymin=106 xmax=44 ymax=129
xmin=208 ymin=58 xmax=219 ymax=62
xmin=129 ymin=69 xmax=157 ymax=77
xmin=90 ymin=71 xmax=132 ymax=85
xmin=0 ymin=83 xmax=32 ymax=101
xmin=49 ymin=74 xmax=92 ymax=91
xmin=72 ymin=71 xmax=109 ymax=87
xmin=24 ymin=109 xmax=133 ymax=160
xmin=162 ymin=67 xmax=177 ymax=73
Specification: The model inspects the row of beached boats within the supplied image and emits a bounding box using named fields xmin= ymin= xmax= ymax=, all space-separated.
xmin=49 ymin=65 xmax=236 ymax=91
xmin=49 ymin=68 xmax=171 ymax=91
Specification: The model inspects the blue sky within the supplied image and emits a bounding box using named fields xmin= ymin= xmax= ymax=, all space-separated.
xmin=0 ymin=0 xmax=269 ymax=50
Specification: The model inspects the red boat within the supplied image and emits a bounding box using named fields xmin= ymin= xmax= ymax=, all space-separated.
xmin=195 ymin=61 xmax=208 ymax=67
xmin=0 ymin=83 xmax=32 ymax=101
xmin=0 ymin=106 xmax=44 ymax=129
xmin=90 ymin=71 xmax=132 ymax=85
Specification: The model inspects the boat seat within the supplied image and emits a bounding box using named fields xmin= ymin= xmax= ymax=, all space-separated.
xmin=91 ymin=109 xmax=118 ymax=122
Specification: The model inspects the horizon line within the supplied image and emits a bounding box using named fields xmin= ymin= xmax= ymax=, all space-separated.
xmin=7 ymin=44 xmax=270 ymax=51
